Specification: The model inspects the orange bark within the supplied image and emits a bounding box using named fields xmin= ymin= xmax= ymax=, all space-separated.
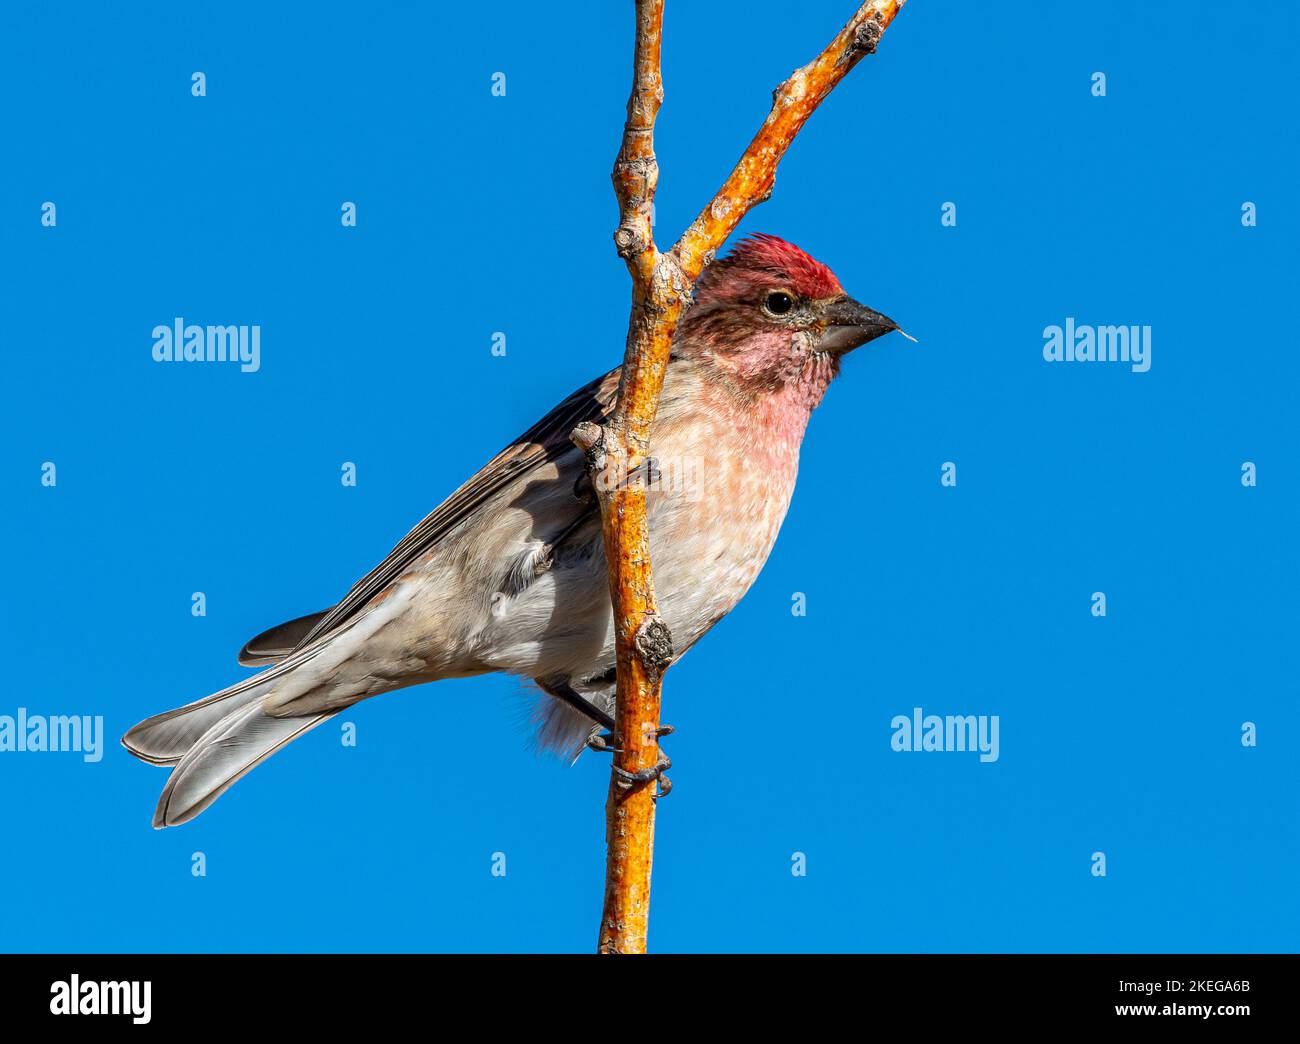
xmin=583 ymin=0 xmax=909 ymax=955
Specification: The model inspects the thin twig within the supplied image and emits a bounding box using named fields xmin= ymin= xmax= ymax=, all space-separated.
xmin=583 ymin=0 xmax=908 ymax=955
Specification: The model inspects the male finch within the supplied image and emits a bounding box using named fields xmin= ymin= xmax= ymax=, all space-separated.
xmin=124 ymin=234 xmax=905 ymax=826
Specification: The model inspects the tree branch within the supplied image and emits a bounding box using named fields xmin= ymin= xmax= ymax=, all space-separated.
xmin=675 ymin=0 xmax=908 ymax=280
xmin=582 ymin=0 xmax=908 ymax=955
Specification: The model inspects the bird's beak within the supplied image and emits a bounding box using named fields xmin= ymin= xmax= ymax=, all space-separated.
xmin=817 ymin=295 xmax=908 ymax=355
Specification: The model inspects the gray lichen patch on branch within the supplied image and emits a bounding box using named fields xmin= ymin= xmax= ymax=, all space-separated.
xmin=848 ymin=13 xmax=885 ymax=58
xmin=633 ymin=616 xmax=674 ymax=676
xmin=613 ymin=155 xmax=658 ymax=194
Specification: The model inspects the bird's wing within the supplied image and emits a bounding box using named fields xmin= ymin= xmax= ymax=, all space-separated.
xmin=243 ymin=368 xmax=621 ymax=661
xmin=238 ymin=610 xmax=332 ymax=666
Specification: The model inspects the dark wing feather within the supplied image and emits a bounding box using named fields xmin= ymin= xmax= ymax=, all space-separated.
xmin=288 ymin=368 xmax=620 ymax=651
xmin=238 ymin=610 xmax=332 ymax=666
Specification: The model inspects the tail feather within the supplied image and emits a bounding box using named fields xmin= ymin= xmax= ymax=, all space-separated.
xmin=122 ymin=641 xmax=327 ymax=766
xmin=122 ymin=675 xmax=277 ymax=766
xmin=122 ymin=645 xmax=341 ymax=827
xmin=124 ymin=609 xmax=401 ymax=825
xmin=152 ymin=703 xmax=336 ymax=828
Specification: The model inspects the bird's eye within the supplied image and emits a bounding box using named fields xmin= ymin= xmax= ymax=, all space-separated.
xmin=763 ymin=290 xmax=795 ymax=316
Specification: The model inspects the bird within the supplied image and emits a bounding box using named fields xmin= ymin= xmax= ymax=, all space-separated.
xmin=123 ymin=234 xmax=907 ymax=827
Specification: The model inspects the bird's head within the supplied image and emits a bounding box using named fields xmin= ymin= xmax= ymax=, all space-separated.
xmin=674 ymin=234 xmax=904 ymax=402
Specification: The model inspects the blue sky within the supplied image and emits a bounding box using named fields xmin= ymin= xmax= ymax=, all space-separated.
xmin=1 ymin=0 xmax=1296 ymax=952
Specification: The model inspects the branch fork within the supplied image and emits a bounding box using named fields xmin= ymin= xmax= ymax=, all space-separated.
xmin=582 ymin=0 xmax=908 ymax=955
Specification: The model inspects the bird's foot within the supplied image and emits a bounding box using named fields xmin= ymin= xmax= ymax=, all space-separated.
xmin=614 ymin=756 xmax=673 ymax=798
xmin=587 ymin=725 xmax=674 ymax=798
xmin=586 ymin=723 xmax=674 ymax=754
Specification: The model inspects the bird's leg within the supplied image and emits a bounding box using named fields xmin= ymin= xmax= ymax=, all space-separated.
xmin=586 ymin=725 xmax=672 ymax=748
xmin=566 ymin=667 xmax=674 ymax=796
xmin=535 ymin=676 xmax=614 ymax=732
xmin=621 ymin=455 xmax=661 ymax=491
xmin=578 ymin=456 xmax=658 ymax=500
xmin=580 ymin=668 xmax=619 ymax=752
